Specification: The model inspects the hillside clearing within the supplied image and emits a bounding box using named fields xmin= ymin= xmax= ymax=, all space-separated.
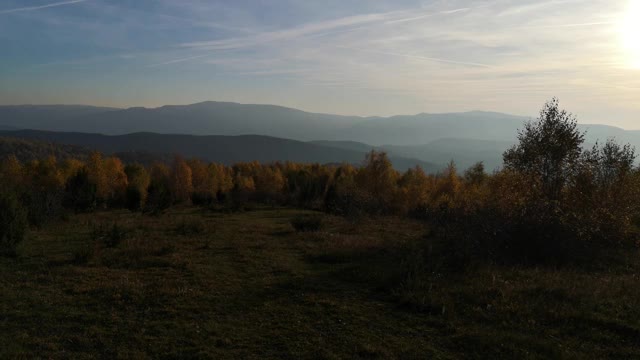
xmin=1 ymin=207 xmax=639 ymax=359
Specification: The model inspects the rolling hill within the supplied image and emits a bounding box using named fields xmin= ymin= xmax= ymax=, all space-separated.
xmin=1 ymin=102 xmax=638 ymax=170
xmin=2 ymin=102 xmax=636 ymax=146
xmin=0 ymin=130 xmax=437 ymax=172
xmin=312 ymin=138 xmax=514 ymax=171
xmin=0 ymin=136 xmax=93 ymax=162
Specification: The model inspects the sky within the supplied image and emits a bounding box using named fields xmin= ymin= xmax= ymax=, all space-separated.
xmin=0 ymin=0 xmax=639 ymax=128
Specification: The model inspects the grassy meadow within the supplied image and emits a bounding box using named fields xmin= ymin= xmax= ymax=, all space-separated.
xmin=1 ymin=206 xmax=639 ymax=359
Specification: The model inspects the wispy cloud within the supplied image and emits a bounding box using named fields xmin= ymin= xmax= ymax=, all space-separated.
xmin=0 ymin=0 xmax=88 ymax=15
xmin=179 ymin=10 xmax=416 ymax=50
xmin=148 ymin=54 xmax=212 ymax=67
xmin=235 ymin=68 xmax=314 ymax=76
xmin=496 ymin=0 xmax=581 ymax=17
xmin=338 ymin=46 xmax=493 ymax=68
xmin=441 ymin=7 xmax=472 ymax=15
xmin=179 ymin=6 xmax=482 ymax=51
xmin=524 ymin=21 xmax=614 ymax=29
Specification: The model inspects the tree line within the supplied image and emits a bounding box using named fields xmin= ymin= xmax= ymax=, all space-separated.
xmin=1 ymin=99 xmax=639 ymax=265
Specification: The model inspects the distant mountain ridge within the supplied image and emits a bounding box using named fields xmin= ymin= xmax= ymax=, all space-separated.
xmin=1 ymin=101 xmax=638 ymax=170
xmin=0 ymin=102 xmax=364 ymax=141
xmin=0 ymin=102 xmax=535 ymax=144
xmin=1 ymin=101 xmax=634 ymax=142
xmin=0 ymin=130 xmax=437 ymax=172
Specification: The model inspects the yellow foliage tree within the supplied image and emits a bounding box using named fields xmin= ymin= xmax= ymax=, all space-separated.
xmin=188 ymin=159 xmax=210 ymax=195
xmin=27 ymin=156 xmax=64 ymax=191
xmin=0 ymin=155 xmax=24 ymax=190
xmin=207 ymin=163 xmax=233 ymax=196
xmin=432 ymin=161 xmax=461 ymax=209
xmin=86 ymin=152 xmax=108 ymax=201
xmin=355 ymin=151 xmax=399 ymax=211
xmin=254 ymin=166 xmax=286 ymax=197
xmin=150 ymin=163 xmax=171 ymax=185
xmin=124 ymin=163 xmax=151 ymax=209
xmin=60 ymin=158 xmax=85 ymax=182
xmin=171 ymin=156 xmax=193 ymax=203
xmin=103 ymin=157 xmax=128 ymax=204
xmin=234 ymin=174 xmax=256 ymax=192
xmin=396 ymin=166 xmax=433 ymax=214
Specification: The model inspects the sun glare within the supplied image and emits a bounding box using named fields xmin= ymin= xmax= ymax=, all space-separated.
xmin=621 ymin=0 xmax=640 ymax=68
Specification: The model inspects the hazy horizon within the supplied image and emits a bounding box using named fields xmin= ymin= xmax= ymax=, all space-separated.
xmin=1 ymin=0 xmax=639 ymax=128
xmin=5 ymin=99 xmax=640 ymax=131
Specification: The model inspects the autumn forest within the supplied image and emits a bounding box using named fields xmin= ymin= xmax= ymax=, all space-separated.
xmin=2 ymin=100 xmax=640 ymax=358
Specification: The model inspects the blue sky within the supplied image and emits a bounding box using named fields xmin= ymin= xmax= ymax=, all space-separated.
xmin=0 ymin=0 xmax=639 ymax=128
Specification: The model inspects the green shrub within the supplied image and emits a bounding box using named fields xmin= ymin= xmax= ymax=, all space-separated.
xmin=125 ymin=185 xmax=143 ymax=212
xmin=64 ymin=168 xmax=97 ymax=212
xmin=191 ymin=191 xmax=215 ymax=207
xmin=143 ymin=181 xmax=172 ymax=215
xmin=290 ymin=214 xmax=323 ymax=232
xmin=0 ymin=192 xmax=28 ymax=257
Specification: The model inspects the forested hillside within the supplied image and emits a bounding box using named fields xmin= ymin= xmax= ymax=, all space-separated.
xmin=0 ymin=130 xmax=436 ymax=172
xmin=0 ymin=136 xmax=92 ymax=162
xmin=3 ymin=102 xmax=638 ymax=171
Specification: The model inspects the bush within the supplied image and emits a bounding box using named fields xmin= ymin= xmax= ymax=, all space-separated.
xmin=125 ymin=185 xmax=144 ymax=212
xmin=64 ymin=168 xmax=97 ymax=212
xmin=427 ymin=203 xmax=576 ymax=268
xmin=424 ymin=162 xmax=640 ymax=268
xmin=22 ymin=189 xmax=64 ymax=227
xmin=0 ymin=192 xmax=28 ymax=257
xmin=290 ymin=214 xmax=323 ymax=232
xmin=144 ymin=181 xmax=172 ymax=215
xmin=324 ymin=184 xmax=371 ymax=221
xmin=191 ymin=191 xmax=215 ymax=207
xmin=223 ymin=188 xmax=260 ymax=212
xmin=230 ymin=188 xmax=252 ymax=211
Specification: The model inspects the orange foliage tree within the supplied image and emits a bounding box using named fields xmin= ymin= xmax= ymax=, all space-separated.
xmin=171 ymin=156 xmax=193 ymax=203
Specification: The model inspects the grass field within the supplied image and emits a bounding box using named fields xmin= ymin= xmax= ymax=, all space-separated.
xmin=1 ymin=207 xmax=639 ymax=359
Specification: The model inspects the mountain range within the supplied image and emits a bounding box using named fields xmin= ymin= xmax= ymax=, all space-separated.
xmin=0 ymin=130 xmax=437 ymax=172
xmin=0 ymin=101 xmax=638 ymax=171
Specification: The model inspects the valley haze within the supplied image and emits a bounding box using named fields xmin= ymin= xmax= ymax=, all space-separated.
xmin=1 ymin=101 xmax=639 ymax=171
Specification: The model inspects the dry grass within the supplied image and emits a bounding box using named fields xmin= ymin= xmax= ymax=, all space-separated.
xmin=1 ymin=206 xmax=639 ymax=359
